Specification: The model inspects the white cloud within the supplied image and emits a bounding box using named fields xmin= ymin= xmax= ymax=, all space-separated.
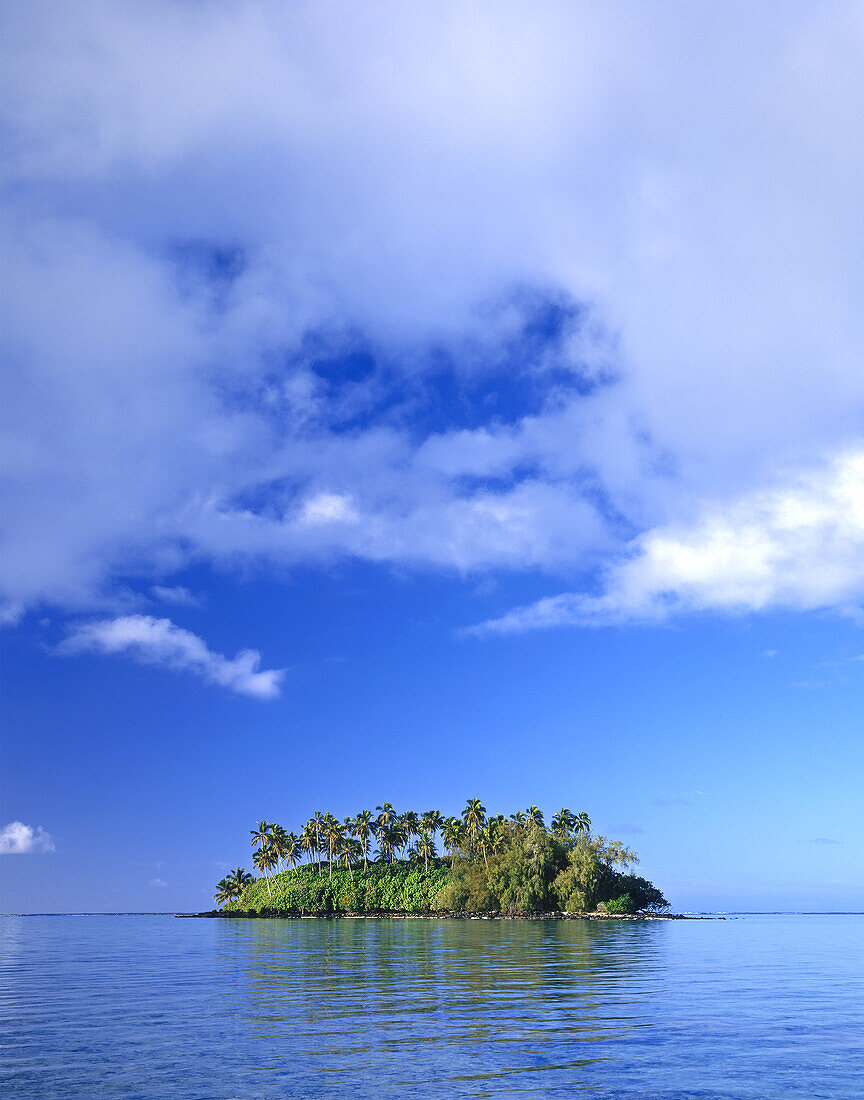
xmin=59 ymin=615 xmax=284 ymax=699
xmin=148 ymin=877 xmax=168 ymax=888
xmin=151 ymin=585 xmax=201 ymax=607
xmin=1 ymin=1 xmax=863 ymax=624
xmin=474 ymin=450 xmax=864 ymax=632
xmin=298 ymin=492 xmax=358 ymax=527
xmin=0 ymin=821 xmax=55 ymax=854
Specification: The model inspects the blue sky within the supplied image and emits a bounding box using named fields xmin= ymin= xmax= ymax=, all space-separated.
xmin=2 ymin=0 xmax=863 ymax=912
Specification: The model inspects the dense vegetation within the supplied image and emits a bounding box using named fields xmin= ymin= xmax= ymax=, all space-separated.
xmin=214 ymin=801 xmax=668 ymax=916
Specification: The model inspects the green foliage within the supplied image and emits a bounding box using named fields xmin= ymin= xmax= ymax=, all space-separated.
xmin=434 ymin=861 xmax=497 ymax=912
xmin=486 ymin=823 xmax=561 ymax=913
xmin=226 ymin=860 xmax=451 ymax=914
xmin=604 ymin=894 xmax=633 ymax=914
xmin=551 ymin=834 xmax=642 ymax=913
xmin=218 ymin=801 xmax=668 ymax=915
xmin=615 ymin=874 xmax=669 ymax=913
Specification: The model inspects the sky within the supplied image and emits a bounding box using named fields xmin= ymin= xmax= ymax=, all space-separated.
xmin=1 ymin=0 xmax=863 ymax=913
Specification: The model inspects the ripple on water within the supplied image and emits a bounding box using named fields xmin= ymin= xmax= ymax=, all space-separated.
xmin=0 ymin=914 xmax=862 ymax=1098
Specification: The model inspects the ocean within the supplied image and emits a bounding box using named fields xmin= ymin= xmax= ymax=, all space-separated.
xmin=1 ymin=913 xmax=862 ymax=1098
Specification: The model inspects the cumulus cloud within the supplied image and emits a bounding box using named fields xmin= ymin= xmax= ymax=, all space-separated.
xmin=0 ymin=821 xmax=55 ymax=854
xmin=1 ymin=1 xmax=863 ymax=630
xmin=59 ymin=615 xmax=284 ymax=699
xmin=474 ymin=450 xmax=864 ymax=632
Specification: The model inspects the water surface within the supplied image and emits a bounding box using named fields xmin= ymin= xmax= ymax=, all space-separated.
xmin=1 ymin=914 xmax=861 ymax=1098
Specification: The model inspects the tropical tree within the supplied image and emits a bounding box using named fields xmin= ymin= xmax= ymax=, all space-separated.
xmin=270 ymin=824 xmax=289 ymax=871
xmin=399 ymin=811 xmax=419 ymax=858
xmin=526 ymin=805 xmax=545 ymax=828
xmin=213 ymin=878 xmax=233 ymax=906
xmin=462 ymin=798 xmax=486 ymax=853
xmin=324 ymin=814 xmax=345 ymax=879
xmin=311 ymin=811 xmax=326 ymax=874
xmin=377 ymin=820 xmax=404 ymax=863
xmin=551 ymin=809 xmax=575 ymax=841
xmin=376 ymin=802 xmax=397 ymax=831
xmin=338 ymin=836 xmax=362 ymax=880
xmin=253 ymin=845 xmax=277 ymax=897
xmin=351 ymin=810 xmax=376 ymax=870
xmin=574 ymin=811 xmax=591 ymax=837
xmin=488 ymin=815 xmax=509 ymax=857
xmin=476 ymin=822 xmax=493 ymax=867
xmin=250 ymin=820 xmax=273 ymax=853
xmin=442 ymin=816 xmax=466 ymax=861
xmin=228 ymin=867 xmax=253 ymax=892
xmin=283 ymin=831 xmax=303 ymax=875
xmin=213 ymin=867 xmax=253 ymax=907
xmin=300 ymin=822 xmax=318 ymax=868
xmin=250 ymin=820 xmax=275 ymax=893
xmin=411 ymin=831 xmax=437 ymax=870
xmin=420 ymin=809 xmax=444 ymax=837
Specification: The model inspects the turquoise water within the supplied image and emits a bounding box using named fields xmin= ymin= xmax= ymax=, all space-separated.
xmin=1 ymin=915 xmax=862 ymax=1098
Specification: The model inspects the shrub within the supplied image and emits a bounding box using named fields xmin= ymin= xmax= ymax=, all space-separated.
xmin=487 ymin=824 xmax=561 ymax=913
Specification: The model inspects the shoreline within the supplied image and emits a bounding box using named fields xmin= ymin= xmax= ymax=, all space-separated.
xmin=182 ymin=909 xmax=714 ymax=921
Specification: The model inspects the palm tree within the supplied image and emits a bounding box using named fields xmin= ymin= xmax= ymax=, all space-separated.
xmin=270 ymin=824 xmax=289 ymax=872
xmin=324 ymin=815 xmax=345 ymax=880
xmin=510 ymin=810 xmax=526 ymax=831
xmin=376 ymin=802 xmax=396 ymax=830
xmin=250 ymin=820 xmax=274 ymax=893
xmin=486 ymin=815 xmax=507 ymax=852
xmin=551 ymin=809 xmax=575 ymax=840
xmin=462 ymin=798 xmax=486 ymax=853
xmin=253 ymin=845 xmax=277 ymax=897
xmin=421 ymin=809 xmax=444 ymax=838
xmin=412 ymin=831 xmax=437 ymax=870
xmin=401 ymin=810 xmax=420 ymax=851
xmin=213 ymin=867 xmax=253 ymax=907
xmin=250 ymin=820 xmax=273 ymax=853
xmin=442 ymin=816 xmax=465 ymax=861
xmin=352 ymin=810 xmax=376 ymax=870
xmin=300 ymin=822 xmax=317 ymax=868
xmin=311 ymin=811 xmax=326 ymax=874
xmin=228 ymin=867 xmax=253 ymax=893
xmin=283 ymin=831 xmax=302 ymax=875
xmin=377 ymin=820 xmax=404 ymax=863
xmin=338 ymin=836 xmax=362 ymax=880
xmin=477 ymin=822 xmax=494 ymax=867
xmin=574 ymin=811 xmax=591 ymax=837
xmin=213 ymin=877 xmax=233 ymax=907
xmin=526 ymin=805 xmax=545 ymax=828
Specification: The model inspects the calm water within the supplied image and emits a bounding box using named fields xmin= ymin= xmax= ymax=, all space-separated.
xmin=1 ymin=914 xmax=862 ymax=1098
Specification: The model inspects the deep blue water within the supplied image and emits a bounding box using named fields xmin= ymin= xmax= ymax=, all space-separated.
xmin=1 ymin=914 xmax=862 ymax=1098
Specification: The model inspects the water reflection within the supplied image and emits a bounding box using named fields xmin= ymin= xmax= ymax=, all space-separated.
xmin=233 ymin=918 xmax=668 ymax=1093
xmin=2 ymin=915 xmax=862 ymax=1098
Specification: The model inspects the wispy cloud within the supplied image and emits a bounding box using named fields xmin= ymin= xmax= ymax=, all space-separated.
xmin=472 ymin=451 xmax=864 ymax=633
xmin=0 ymin=821 xmax=55 ymax=854
xmin=58 ymin=615 xmax=284 ymax=700
xmin=148 ymin=877 xmax=168 ymax=887
xmin=808 ymin=837 xmax=842 ymax=846
xmin=151 ymin=585 xmax=201 ymax=608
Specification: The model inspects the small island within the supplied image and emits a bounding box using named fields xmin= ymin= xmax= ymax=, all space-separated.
xmin=209 ymin=801 xmax=670 ymax=918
